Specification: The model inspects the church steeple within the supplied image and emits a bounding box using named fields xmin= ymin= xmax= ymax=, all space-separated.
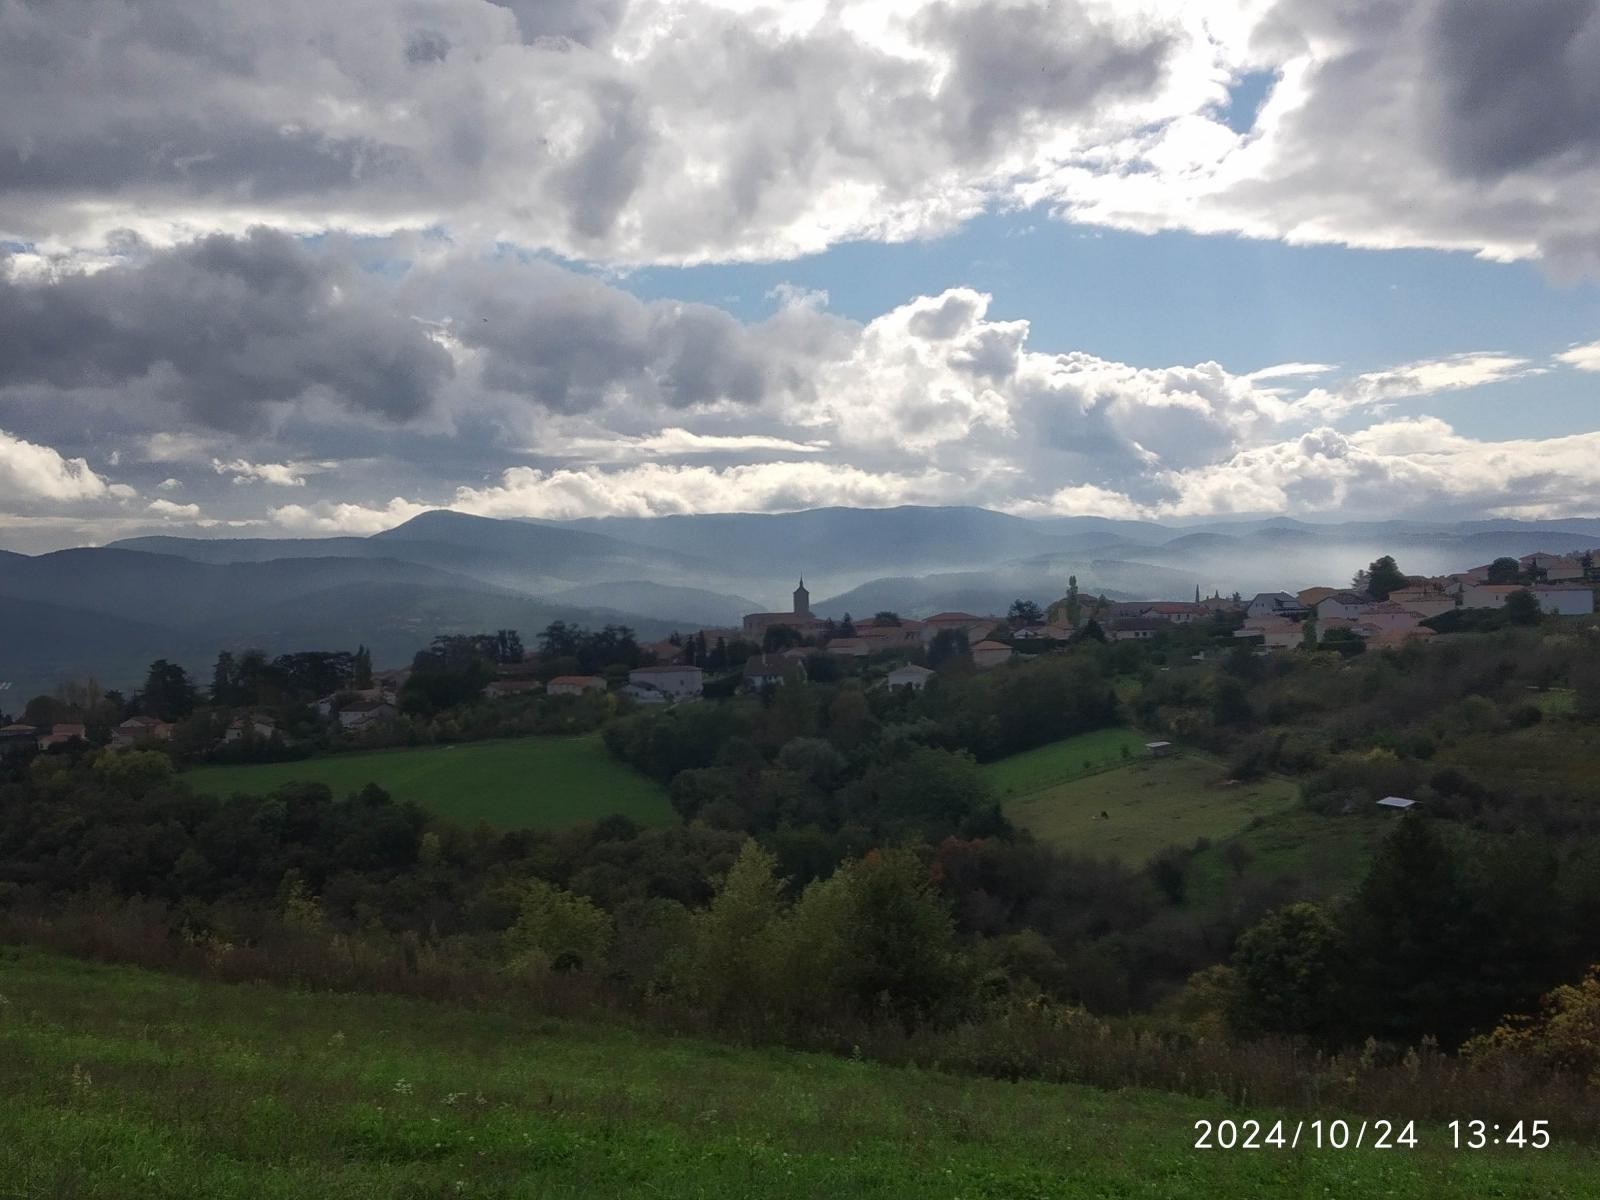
xmin=793 ymin=578 xmax=810 ymax=617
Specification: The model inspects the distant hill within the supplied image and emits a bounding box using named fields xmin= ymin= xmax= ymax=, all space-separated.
xmin=545 ymin=580 xmax=759 ymax=628
xmin=0 ymin=547 xmax=680 ymax=697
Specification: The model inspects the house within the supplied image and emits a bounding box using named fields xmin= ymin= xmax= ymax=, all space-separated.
xmin=1360 ymin=601 xmax=1426 ymax=634
xmin=823 ymin=636 xmax=870 ymax=658
xmin=969 ymin=640 xmax=1013 ymax=669
xmin=1145 ymin=741 xmax=1173 ymax=758
xmin=317 ymin=686 xmax=394 ymax=717
xmin=1108 ymin=616 xmax=1169 ymax=641
xmin=743 ymin=653 xmax=802 ymax=689
xmin=620 ymin=683 xmax=669 ymax=705
xmin=920 ymin=612 xmax=999 ymax=643
xmin=1533 ymin=585 xmax=1596 ymax=616
xmin=338 ymin=700 xmax=398 ymax=729
xmin=482 ymin=678 xmax=544 ymax=700
xmin=1377 ymin=796 xmax=1417 ymax=810
xmin=547 ymin=675 xmax=607 ymax=697
xmin=111 ymin=715 xmax=174 ymax=748
xmin=627 ymin=664 xmax=704 ymax=700
xmin=1521 ymin=552 xmax=1586 ymax=582
xmin=885 ymin=664 xmax=936 ymax=691
xmin=0 ymin=723 xmax=38 ymax=752
xmin=1297 ymin=586 xmax=1340 ymax=608
xmin=1235 ymin=615 xmax=1303 ymax=649
xmin=1460 ymin=584 xmax=1594 ymax=615
xmin=224 ymin=714 xmax=277 ymax=743
xmin=1385 ymin=585 xmax=1458 ymax=619
xmin=37 ymin=722 xmax=87 ymax=749
xmin=1141 ymin=602 xmax=1211 ymax=625
xmin=1314 ymin=591 xmax=1371 ymax=621
xmin=1247 ymin=592 xmax=1306 ymax=620
xmin=855 ymin=619 xmax=926 ymax=648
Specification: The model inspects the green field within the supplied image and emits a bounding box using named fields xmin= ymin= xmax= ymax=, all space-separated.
xmin=982 ymin=727 xmax=1154 ymax=797
xmin=0 ymin=947 xmax=1590 ymax=1199
xmin=184 ymin=735 xmax=672 ymax=831
xmin=1183 ymin=807 xmax=1392 ymax=908
xmin=993 ymin=749 xmax=1300 ymax=865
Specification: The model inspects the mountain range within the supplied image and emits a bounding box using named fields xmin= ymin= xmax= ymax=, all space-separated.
xmin=2 ymin=506 xmax=1597 ymax=703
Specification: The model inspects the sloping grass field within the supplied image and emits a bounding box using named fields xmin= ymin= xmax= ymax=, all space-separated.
xmin=0 ymin=947 xmax=1590 ymax=1199
xmin=982 ymin=727 xmax=1154 ymax=797
xmin=184 ymin=735 xmax=672 ymax=831
xmin=987 ymin=735 xmax=1300 ymax=865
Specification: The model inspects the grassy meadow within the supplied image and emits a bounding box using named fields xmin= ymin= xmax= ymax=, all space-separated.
xmin=0 ymin=946 xmax=1592 ymax=1199
xmin=988 ymin=738 xmax=1300 ymax=865
xmin=981 ymin=727 xmax=1154 ymax=797
xmin=184 ymin=735 xmax=672 ymax=831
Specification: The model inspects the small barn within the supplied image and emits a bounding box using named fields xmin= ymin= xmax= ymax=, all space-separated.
xmin=1377 ymin=796 xmax=1417 ymax=811
xmin=1145 ymin=741 xmax=1173 ymax=759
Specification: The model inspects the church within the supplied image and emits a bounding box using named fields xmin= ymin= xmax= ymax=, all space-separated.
xmin=741 ymin=579 xmax=826 ymax=637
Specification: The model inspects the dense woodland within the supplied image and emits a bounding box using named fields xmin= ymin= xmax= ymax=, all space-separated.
xmin=4 ymin=596 xmax=1600 ymax=1103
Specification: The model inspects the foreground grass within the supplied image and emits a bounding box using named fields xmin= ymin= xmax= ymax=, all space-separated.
xmin=0 ymin=947 xmax=1591 ymax=1199
xmin=998 ymin=753 xmax=1300 ymax=865
xmin=184 ymin=734 xmax=672 ymax=831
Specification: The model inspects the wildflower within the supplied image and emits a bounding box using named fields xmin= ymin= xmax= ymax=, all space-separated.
xmin=394 ymin=1078 xmax=414 ymax=1096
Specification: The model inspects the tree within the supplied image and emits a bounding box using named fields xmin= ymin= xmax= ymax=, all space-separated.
xmin=539 ymin=620 xmax=581 ymax=658
xmin=505 ymin=880 xmax=613 ymax=974
xmin=1077 ymin=618 xmax=1106 ymax=644
xmin=686 ymin=840 xmax=786 ymax=1017
xmin=1364 ymin=555 xmax=1406 ymax=600
xmin=134 ymin=659 xmax=197 ymax=720
xmin=838 ymin=613 xmax=856 ymax=638
xmin=209 ymin=651 xmax=238 ymax=706
xmin=927 ymin=628 xmax=969 ymax=668
xmin=1008 ymin=599 xmax=1044 ymax=626
xmin=1230 ymin=902 xmax=1349 ymax=1039
xmin=1486 ymin=557 xmax=1521 ymax=585
xmin=763 ymin=623 xmax=804 ymax=653
xmin=1504 ymin=588 xmax=1543 ymax=626
xmin=352 ymin=644 xmax=373 ymax=689
xmin=873 ymin=610 xmax=902 ymax=626
xmin=494 ymin=629 xmax=524 ymax=664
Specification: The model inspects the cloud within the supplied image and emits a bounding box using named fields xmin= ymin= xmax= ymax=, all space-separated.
xmin=1298 ymin=352 xmax=1535 ymax=418
xmin=0 ymin=427 xmax=124 ymax=504
xmin=147 ymin=498 xmax=201 ymax=519
xmin=1039 ymin=0 xmax=1600 ymax=271
xmin=1556 ymin=339 xmax=1600 ymax=371
xmin=213 ymin=458 xmax=317 ymax=486
xmin=0 ymin=229 xmax=453 ymax=430
xmin=156 ymin=477 xmax=183 ymax=492
xmin=451 ymin=461 xmax=959 ymax=520
xmin=0 ymin=0 xmax=1198 ymax=264
xmin=269 ymin=497 xmax=432 ymax=535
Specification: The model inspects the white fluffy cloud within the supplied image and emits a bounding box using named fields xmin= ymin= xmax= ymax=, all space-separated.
xmin=269 ymin=497 xmax=432 ymax=534
xmin=1556 ymin=340 xmax=1600 ymax=372
xmin=0 ymin=428 xmax=126 ymax=504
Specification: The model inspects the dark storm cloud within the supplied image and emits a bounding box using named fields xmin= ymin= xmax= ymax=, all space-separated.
xmin=493 ymin=0 xmax=631 ymax=46
xmin=0 ymin=230 xmax=453 ymax=429
xmin=917 ymin=0 xmax=1176 ymax=155
xmin=1426 ymin=0 xmax=1600 ymax=178
xmin=452 ymin=262 xmax=839 ymax=413
xmin=0 ymin=121 xmax=418 ymax=201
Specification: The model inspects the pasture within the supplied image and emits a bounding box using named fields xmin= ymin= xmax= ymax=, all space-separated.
xmin=184 ymin=734 xmax=673 ymax=831
xmin=0 ymin=947 xmax=1587 ymax=1199
xmin=990 ymin=745 xmax=1299 ymax=865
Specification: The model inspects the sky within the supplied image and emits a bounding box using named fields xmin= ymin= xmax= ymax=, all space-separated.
xmin=3 ymin=0 xmax=1600 ymax=553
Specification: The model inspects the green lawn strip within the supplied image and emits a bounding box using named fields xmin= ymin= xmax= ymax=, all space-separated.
xmin=0 ymin=948 xmax=1589 ymax=1198
xmin=182 ymin=734 xmax=672 ymax=831
xmin=1183 ymin=808 xmax=1392 ymax=909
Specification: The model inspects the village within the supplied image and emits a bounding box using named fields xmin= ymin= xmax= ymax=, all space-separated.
xmin=2 ymin=549 xmax=1594 ymax=757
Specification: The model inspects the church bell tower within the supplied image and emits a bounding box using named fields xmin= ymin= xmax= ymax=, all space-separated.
xmin=793 ymin=578 xmax=810 ymax=617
